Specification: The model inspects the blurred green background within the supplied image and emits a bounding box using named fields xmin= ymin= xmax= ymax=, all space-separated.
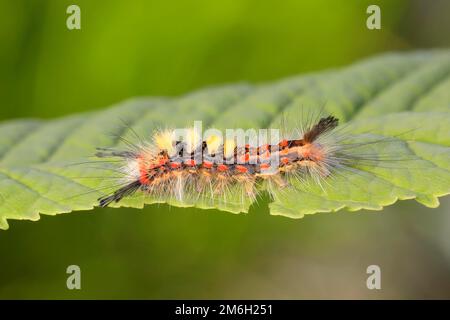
xmin=1 ymin=0 xmax=449 ymax=298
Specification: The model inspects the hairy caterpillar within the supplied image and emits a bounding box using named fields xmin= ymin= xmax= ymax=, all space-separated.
xmin=94 ymin=115 xmax=368 ymax=207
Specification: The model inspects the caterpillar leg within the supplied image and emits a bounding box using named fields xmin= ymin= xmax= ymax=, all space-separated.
xmin=271 ymin=174 xmax=289 ymax=189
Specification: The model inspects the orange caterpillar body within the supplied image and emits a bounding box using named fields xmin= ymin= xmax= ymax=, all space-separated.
xmin=97 ymin=116 xmax=340 ymax=207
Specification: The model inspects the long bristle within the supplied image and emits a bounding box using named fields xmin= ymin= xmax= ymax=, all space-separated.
xmin=303 ymin=116 xmax=339 ymax=143
xmin=98 ymin=181 xmax=142 ymax=207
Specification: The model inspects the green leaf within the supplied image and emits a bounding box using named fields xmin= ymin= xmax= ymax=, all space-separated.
xmin=1 ymin=50 xmax=449 ymax=229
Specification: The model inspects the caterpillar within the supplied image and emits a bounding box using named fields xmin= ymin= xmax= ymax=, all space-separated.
xmin=94 ymin=115 xmax=358 ymax=207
